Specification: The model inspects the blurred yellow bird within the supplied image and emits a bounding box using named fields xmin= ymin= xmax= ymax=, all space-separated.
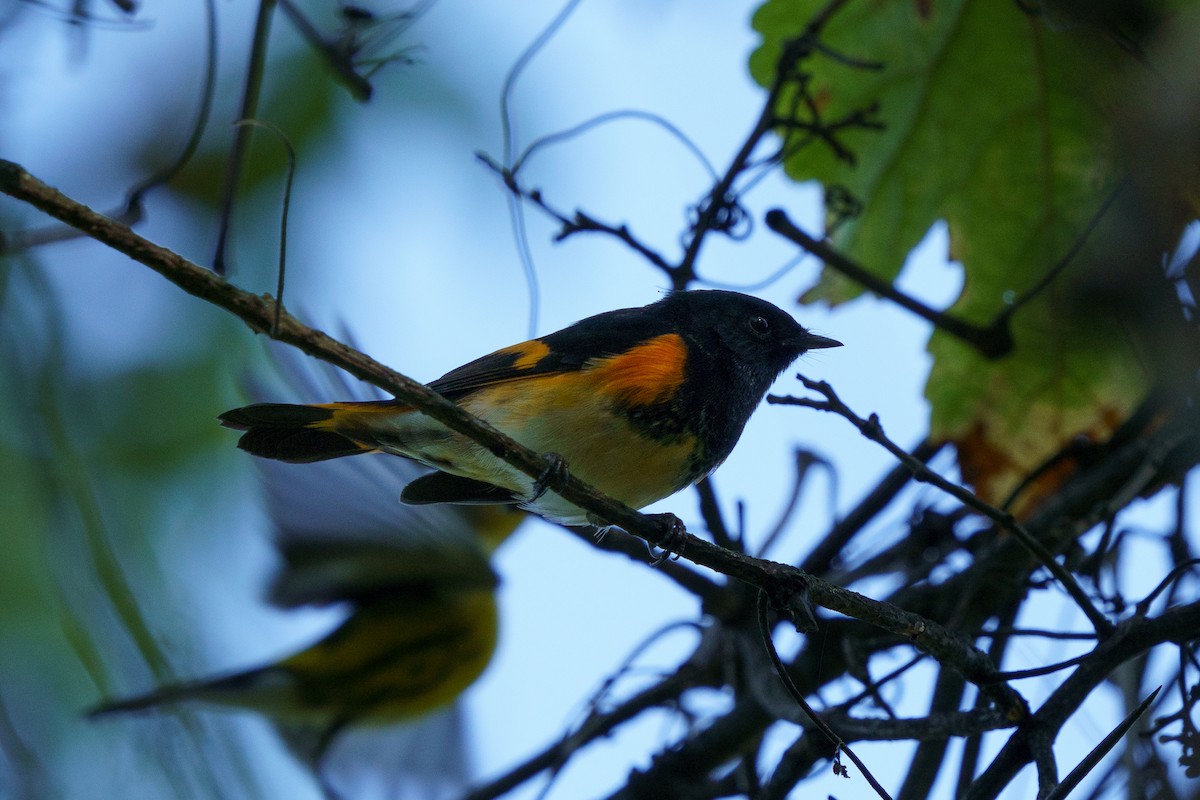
xmin=89 ymin=341 xmax=524 ymax=797
xmin=88 ymin=577 xmax=500 ymax=726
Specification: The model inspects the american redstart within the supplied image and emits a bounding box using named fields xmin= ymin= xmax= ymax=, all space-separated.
xmin=89 ymin=342 xmax=523 ymax=798
xmin=219 ymin=290 xmax=841 ymax=526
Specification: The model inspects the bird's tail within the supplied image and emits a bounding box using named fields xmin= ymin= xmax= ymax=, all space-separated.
xmin=86 ymin=672 xmax=245 ymax=717
xmin=87 ymin=668 xmax=293 ymax=719
xmin=87 ymin=686 xmax=182 ymax=717
xmin=218 ymin=401 xmax=406 ymax=463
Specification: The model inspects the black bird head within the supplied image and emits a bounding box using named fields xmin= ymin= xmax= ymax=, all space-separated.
xmin=665 ymin=289 xmax=842 ymax=390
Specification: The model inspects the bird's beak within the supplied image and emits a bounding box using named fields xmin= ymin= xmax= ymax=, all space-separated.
xmin=798 ymin=331 xmax=843 ymax=351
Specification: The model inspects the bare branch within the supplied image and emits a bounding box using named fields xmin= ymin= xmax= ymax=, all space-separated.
xmin=966 ymin=603 xmax=1200 ymax=799
xmin=765 ymin=208 xmax=1014 ymax=359
xmin=1042 ymin=686 xmax=1162 ymax=800
xmin=771 ymin=375 xmax=1115 ymax=637
xmin=463 ymin=639 xmax=714 ymax=800
xmin=757 ymin=591 xmax=894 ymax=800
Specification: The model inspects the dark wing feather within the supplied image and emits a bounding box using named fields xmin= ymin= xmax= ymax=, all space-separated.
xmin=429 ymin=305 xmax=673 ymax=400
xmin=401 ymin=472 xmax=518 ymax=505
xmin=249 ymin=339 xmax=507 ymax=608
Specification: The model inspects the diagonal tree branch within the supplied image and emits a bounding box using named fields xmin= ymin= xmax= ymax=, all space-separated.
xmin=0 ymin=157 xmax=1027 ymax=721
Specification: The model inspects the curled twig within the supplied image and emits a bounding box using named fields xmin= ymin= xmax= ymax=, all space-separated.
xmin=756 ymin=590 xmax=893 ymax=800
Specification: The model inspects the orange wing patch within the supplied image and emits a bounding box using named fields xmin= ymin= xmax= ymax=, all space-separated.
xmin=496 ymin=340 xmax=551 ymax=371
xmin=588 ymin=333 xmax=686 ymax=407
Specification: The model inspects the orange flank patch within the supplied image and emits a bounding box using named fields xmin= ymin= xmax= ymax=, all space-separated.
xmin=497 ymin=340 xmax=552 ymax=370
xmin=587 ymin=333 xmax=687 ymax=408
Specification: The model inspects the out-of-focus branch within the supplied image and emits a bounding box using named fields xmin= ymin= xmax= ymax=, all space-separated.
xmin=1042 ymin=685 xmax=1161 ymax=800
xmin=800 ymin=438 xmax=942 ymax=575
xmin=475 ymin=152 xmax=675 ymax=274
xmin=277 ymin=0 xmax=373 ymax=101
xmin=0 ymin=0 xmax=217 ymax=256
xmin=757 ymin=591 xmax=893 ymax=800
xmin=212 ymin=0 xmax=276 ymax=275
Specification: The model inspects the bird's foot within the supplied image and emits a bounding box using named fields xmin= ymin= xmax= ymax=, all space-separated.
xmin=530 ymin=452 xmax=569 ymax=500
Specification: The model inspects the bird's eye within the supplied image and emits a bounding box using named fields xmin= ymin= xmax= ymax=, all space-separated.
xmin=748 ymin=315 xmax=771 ymax=336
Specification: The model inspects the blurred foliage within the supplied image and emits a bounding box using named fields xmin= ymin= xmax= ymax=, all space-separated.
xmin=0 ymin=445 xmax=48 ymax=621
xmin=750 ymin=0 xmax=1188 ymax=506
xmin=1 ymin=3 xmax=501 ymax=796
xmin=0 ymin=253 xmax=260 ymax=797
xmin=163 ymin=49 xmax=345 ymax=204
xmin=143 ymin=24 xmax=481 ymax=210
xmin=90 ymin=355 xmax=233 ymax=473
xmin=754 ymin=0 xmax=1113 ymax=308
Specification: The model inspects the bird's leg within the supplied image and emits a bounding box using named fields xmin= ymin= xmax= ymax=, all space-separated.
xmin=530 ymin=452 xmax=569 ymax=500
xmin=646 ymin=512 xmax=687 ymax=567
xmin=582 ymin=512 xmax=689 ymax=566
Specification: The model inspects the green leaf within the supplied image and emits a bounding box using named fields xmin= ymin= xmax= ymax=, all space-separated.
xmin=751 ymin=0 xmax=1150 ymax=503
xmin=752 ymin=1 xmax=1117 ymax=309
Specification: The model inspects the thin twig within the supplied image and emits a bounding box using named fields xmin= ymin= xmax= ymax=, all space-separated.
xmin=277 ymin=0 xmax=374 ymax=101
xmin=122 ymin=0 xmax=218 ymax=219
xmin=563 ymin=525 xmax=727 ymax=607
xmin=765 ymin=209 xmax=1014 ymax=359
xmin=771 ymin=376 xmax=1116 ymax=638
xmin=673 ymin=2 xmax=874 ymax=285
xmin=499 ymin=0 xmax=582 ymax=166
xmin=983 ymin=652 xmax=1092 ymax=683
xmin=512 ymin=109 xmax=718 ymax=180
xmin=1134 ymin=558 xmax=1200 ymax=617
xmin=978 ymin=627 xmax=1097 ymax=642
xmin=757 ymin=450 xmax=831 ymax=559
xmin=478 ymin=0 xmax=881 ymax=293
xmin=0 ymin=0 xmax=217 ymax=255
xmin=463 ymin=655 xmax=710 ymax=800
xmin=532 ymin=620 xmax=705 ymax=800
xmin=231 ymin=119 xmax=295 ymax=335
xmin=493 ymin=0 xmax=586 ymax=334
xmin=695 ymin=478 xmax=737 ymax=552
xmin=965 ymin=603 xmax=1200 ymax=799
xmin=1041 ymin=685 xmax=1161 ymax=800
xmin=999 ymin=179 xmax=1126 ymax=321
xmin=757 ymin=590 xmax=894 ymax=800
xmin=475 ymin=152 xmax=675 ymax=275
xmin=800 ymin=439 xmax=942 ymax=575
